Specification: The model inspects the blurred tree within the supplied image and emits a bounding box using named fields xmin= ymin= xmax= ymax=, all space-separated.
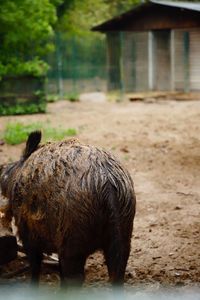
xmin=105 ymin=0 xmax=141 ymax=16
xmin=56 ymin=0 xmax=110 ymax=35
xmin=0 ymin=0 xmax=59 ymax=77
xmin=56 ymin=0 xmax=140 ymax=35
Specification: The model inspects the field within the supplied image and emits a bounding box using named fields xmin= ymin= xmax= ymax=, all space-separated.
xmin=0 ymin=97 xmax=199 ymax=292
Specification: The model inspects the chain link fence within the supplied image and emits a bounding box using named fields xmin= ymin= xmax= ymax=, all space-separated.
xmin=46 ymin=31 xmax=153 ymax=100
xmin=46 ymin=33 xmax=107 ymax=98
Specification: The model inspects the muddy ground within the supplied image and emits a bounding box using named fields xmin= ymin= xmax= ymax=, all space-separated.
xmin=0 ymin=98 xmax=199 ymax=292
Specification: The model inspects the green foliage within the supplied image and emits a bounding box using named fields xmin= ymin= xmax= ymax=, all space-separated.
xmin=45 ymin=126 xmax=77 ymax=140
xmin=57 ymin=0 xmax=140 ymax=35
xmin=1 ymin=102 xmax=46 ymax=116
xmin=0 ymin=103 xmax=46 ymax=116
xmin=105 ymin=0 xmax=141 ymax=16
xmin=0 ymin=0 xmax=58 ymax=77
xmin=0 ymin=74 xmax=46 ymax=115
xmin=46 ymin=94 xmax=60 ymax=102
xmin=0 ymin=58 xmax=49 ymax=79
xmin=47 ymin=92 xmax=79 ymax=103
xmin=66 ymin=92 xmax=80 ymax=102
xmin=3 ymin=122 xmax=77 ymax=145
xmin=57 ymin=0 xmax=110 ymax=35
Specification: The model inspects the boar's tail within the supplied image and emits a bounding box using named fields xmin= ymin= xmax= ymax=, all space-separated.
xmin=22 ymin=131 xmax=42 ymax=161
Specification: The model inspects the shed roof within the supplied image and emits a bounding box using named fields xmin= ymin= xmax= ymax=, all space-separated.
xmin=151 ymin=0 xmax=200 ymax=11
xmin=92 ymin=0 xmax=200 ymax=32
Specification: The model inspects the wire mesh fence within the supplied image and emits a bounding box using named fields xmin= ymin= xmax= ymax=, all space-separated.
xmin=0 ymin=75 xmax=46 ymax=115
xmin=46 ymin=33 xmax=107 ymax=97
xmin=45 ymin=31 xmax=154 ymax=99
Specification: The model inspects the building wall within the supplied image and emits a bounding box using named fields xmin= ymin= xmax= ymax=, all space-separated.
xmin=106 ymin=31 xmax=149 ymax=92
xmin=173 ymin=28 xmax=200 ymax=92
xmin=121 ymin=32 xmax=136 ymax=92
xmin=122 ymin=32 xmax=149 ymax=92
xmin=121 ymin=30 xmax=171 ymax=92
xmin=107 ymin=32 xmax=121 ymax=91
xmin=189 ymin=29 xmax=200 ymax=90
xmin=152 ymin=30 xmax=171 ymax=91
xmin=107 ymin=28 xmax=200 ymax=93
xmin=173 ymin=30 xmax=185 ymax=90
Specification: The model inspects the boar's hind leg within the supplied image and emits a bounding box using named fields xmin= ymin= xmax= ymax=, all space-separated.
xmin=28 ymin=248 xmax=43 ymax=285
xmin=103 ymin=186 xmax=131 ymax=286
xmin=103 ymin=226 xmax=130 ymax=286
xmin=59 ymin=250 xmax=87 ymax=288
xmin=19 ymin=222 xmax=43 ymax=285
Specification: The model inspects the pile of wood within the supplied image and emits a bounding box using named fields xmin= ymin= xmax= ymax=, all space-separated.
xmin=128 ymin=91 xmax=200 ymax=102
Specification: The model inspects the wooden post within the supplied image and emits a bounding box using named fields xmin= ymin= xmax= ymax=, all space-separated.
xmin=106 ymin=32 xmax=121 ymax=92
xmin=148 ymin=31 xmax=154 ymax=91
xmin=183 ymin=31 xmax=190 ymax=92
xmin=170 ymin=30 xmax=175 ymax=91
xmin=119 ymin=31 xmax=125 ymax=100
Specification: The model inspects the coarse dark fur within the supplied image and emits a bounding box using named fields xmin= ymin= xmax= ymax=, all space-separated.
xmin=0 ymin=131 xmax=136 ymax=287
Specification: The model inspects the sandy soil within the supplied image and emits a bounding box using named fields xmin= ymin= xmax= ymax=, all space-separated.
xmin=0 ymin=98 xmax=199 ymax=291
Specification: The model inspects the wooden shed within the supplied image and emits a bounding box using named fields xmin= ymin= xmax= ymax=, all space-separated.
xmin=92 ymin=0 xmax=200 ymax=93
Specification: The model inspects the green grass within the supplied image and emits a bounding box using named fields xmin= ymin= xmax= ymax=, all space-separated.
xmin=0 ymin=102 xmax=46 ymax=116
xmin=3 ymin=122 xmax=77 ymax=145
xmin=46 ymin=92 xmax=80 ymax=103
xmin=64 ymin=92 xmax=80 ymax=102
xmin=46 ymin=94 xmax=60 ymax=103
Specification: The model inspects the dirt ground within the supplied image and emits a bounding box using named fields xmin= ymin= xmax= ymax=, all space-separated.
xmin=0 ymin=97 xmax=199 ymax=292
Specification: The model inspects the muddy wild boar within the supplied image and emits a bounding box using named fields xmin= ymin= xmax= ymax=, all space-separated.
xmin=0 ymin=131 xmax=136 ymax=287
